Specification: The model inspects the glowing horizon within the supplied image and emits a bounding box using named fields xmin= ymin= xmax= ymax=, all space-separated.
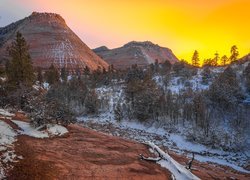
xmin=0 ymin=0 xmax=249 ymax=63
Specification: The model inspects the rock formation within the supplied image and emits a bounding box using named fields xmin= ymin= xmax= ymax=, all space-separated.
xmin=0 ymin=12 xmax=108 ymax=71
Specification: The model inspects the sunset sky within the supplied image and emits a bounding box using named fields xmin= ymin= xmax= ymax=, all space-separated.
xmin=0 ymin=0 xmax=249 ymax=62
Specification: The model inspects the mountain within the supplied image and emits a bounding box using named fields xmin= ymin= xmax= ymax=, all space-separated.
xmin=239 ymin=53 xmax=250 ymax=63
xmin=0 ymin=12 xmax=108 ymax=71
xmin=93 ymin=41 xmax=179 ymax=69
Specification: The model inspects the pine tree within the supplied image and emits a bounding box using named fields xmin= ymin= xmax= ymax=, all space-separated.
xmin=108 ymin=64 xmax=114 ymax=73
xmin=37 ymin=67 xmax=43 ymax=85
xmin=203 ymin=58 xmax=213 ymax=67
xmin=192 ymin=50 xmax=200 ymax=67
xmin=212 ymin=52 xmax=219 ymax=66
xmin=244 ymin=63 xmax=250 ymax=93
xmin=114 ymin=103 xmax=123 ymax=122
xmin=45 ymin=64 xmax=60 ymax=85
xmin=60 ymin=66 xmax=68 ymax=83
xmin=221 ymin=55 xmax=228 ymax=66
xmin=0 ymin=65 xmax=5 ymax=76
xmin=230 ymin=45 xmax=239 ymax=63
xmin=6 ymin=31 xmax=35 ymax=88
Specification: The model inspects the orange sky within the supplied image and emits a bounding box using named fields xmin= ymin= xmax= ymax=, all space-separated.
xmin=1 ymin=0 xmax=250 ymax=62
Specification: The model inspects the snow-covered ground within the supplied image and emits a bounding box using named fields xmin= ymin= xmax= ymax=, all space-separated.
xmin=78 ymin=114 xmax=250 ymax=173
xmin=0 ymin=121 xmax=16 ymax=152
xmin=0 ymin=109 xmax=14 ymax=117
xmin=11 ymin=120 xmax=68 ymax=138
xmin=47 ymin=124 xmax=69 ymax=136
xmin=88 ymin=80 xmax=250 ymax=174
xmin=0 ymin=109 xmax=69 ymax=178
xmin=153 ymin=69 xmax=216 ymax=94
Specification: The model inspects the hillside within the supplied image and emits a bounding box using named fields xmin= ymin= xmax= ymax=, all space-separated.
xmin=0 ymin=110 xmax=249 ymax=179
xmin=93 ymin=41 xmax=179 ymax=69
xmin=0 ymin=12 xmax=108 ymax=71
xmin=1 ymin=55 xmax=250 ymax=179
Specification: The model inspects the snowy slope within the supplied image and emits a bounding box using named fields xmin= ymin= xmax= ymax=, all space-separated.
xmin=79 ymin=116 xmax=250 ymax=173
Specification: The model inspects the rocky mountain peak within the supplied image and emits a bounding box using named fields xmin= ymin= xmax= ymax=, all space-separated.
xmin=0 ymin=12 xmax=108 ymax=71
xmin=93 ymin=46 xmax=110 ymax=53
xmin=29 ymin=12 xmax=66 ymax=24
xmin=94 ymin=41 xmax=179 ymax=69
xmin=123 ymin=41 xmax=158 ymax=48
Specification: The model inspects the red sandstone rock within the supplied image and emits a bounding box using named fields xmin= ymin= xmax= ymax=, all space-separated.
xmin=0 ymin=12 xmax=108 ymax=71
xmin=93 ymin=41 xmax=179 ymax=69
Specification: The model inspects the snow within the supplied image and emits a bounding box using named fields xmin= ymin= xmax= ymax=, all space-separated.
xmin=153 ymin=67 xmax=226 ymax=95
xmin=12 ymin=120 xmax=68 ymax=138
xmin=194 ymin=154 xmax=250 ymax=173
xmin=78 ymin=69 xmax=250 ymax=173
xmin=43 ymin=82 xmax=50 ymax=90
xmin=147 ymin=141 xmax=200 ymax=180
xmin=0 ymin=77 xmax=6 ymax=82
xmin=32 ymin=85 xmax=40 ymax=91
xmin=0 ymin=120 xmax=17 ymax=178
xmin=12 ymin=120 xmax=49 ymax=138
xmin=96 ymin=85 xmax=125 ymax=114
xmin=79 ymin=115 xmax=250 ymax=173
xmin=169 ymin=134 xmax=216 ymax=154
xmin=166 ymin=71 xmax=210 ymax=94
xmin=0 ymin=109 xmax=14 ymax=117
xmin=0 ymin=121 xmax=17 ymax=151
xmin=47 ymin=124 xmax=68 ymax=136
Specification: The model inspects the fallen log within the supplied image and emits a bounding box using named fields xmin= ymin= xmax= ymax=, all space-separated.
xmin=140 ymin=141 xmax=200 ymax=180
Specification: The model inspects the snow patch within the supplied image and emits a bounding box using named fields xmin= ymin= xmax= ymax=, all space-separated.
xmin=0 ymin=119 xmax=17 ymax=178
xmin=12 ymin=120 xmax=49 ymax=138
xmin=47 ymin=124 xmax=68 ymax=136
xmin=0 ymin=121 xmax=17 ymax=151
xmin=0 ymin=109 xmax=14 ymax=117
xmin=12 ymin=120 xmax=68 ymax=138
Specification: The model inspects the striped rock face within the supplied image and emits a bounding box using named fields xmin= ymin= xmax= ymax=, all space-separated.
xmin=0 ymin=12 xmax=108 ymax=71
xmin=93 ymin=41 xmax=179 ymax=69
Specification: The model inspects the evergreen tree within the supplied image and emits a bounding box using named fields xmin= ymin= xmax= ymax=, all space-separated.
xmin=37 ymin=67 xmax=43 ymax=85
xmin=114 ymin=103 xmax=123 ymax=122
xmin=201 ymin=67 xmax=211 ymax=85
xmin=230 ymin=45 xmax=239 ymax=63
xmin=208 ymin=67 xmax=244 ymax=109
xmin=212 ymin=52 xmax=219 ymax=66
xmin=60 ymin=66 xmax=68 ymax=83
xmin=84 ymin=90 xmax=99 ymax=114
xmin=0 ymin=65 xmax=5 ymax=76
xmin=161 ymin=60 xmax=172 ymax=75
xmin=154 ymin=59 xmax=159 ymax=73
xmin=244 ymin=63 xmax=250 ymax=93
xmin=192 ymin=50 xmax=200 ymax=67
xmin=6 ymin=31 xmax=35 ymax=88
xmin=108 ymin=64 xmax=114 ymax=73
xmin=45 ymin=64 xmax=60 ymax=85
xmin=203 ymin=58 xmax=213 ymax=67
xmin=221 ymin=55 xmax=228 ymax=66
xmin=83 ymin=66 xmax=90 ymax=75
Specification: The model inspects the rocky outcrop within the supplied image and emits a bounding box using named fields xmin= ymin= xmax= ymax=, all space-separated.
xmin=93 ymin=41 xmax=179 ymax=69
xmin=0 ymin=12 xmax=108 ymax=71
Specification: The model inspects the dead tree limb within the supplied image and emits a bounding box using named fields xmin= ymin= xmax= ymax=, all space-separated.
xmin=186 ymin=152 xmax=195 ymax=170
xmin=139 ymin=154 xmax=162 ymax=162
xmin=140 ymin=142 xmax=200 ymax=180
